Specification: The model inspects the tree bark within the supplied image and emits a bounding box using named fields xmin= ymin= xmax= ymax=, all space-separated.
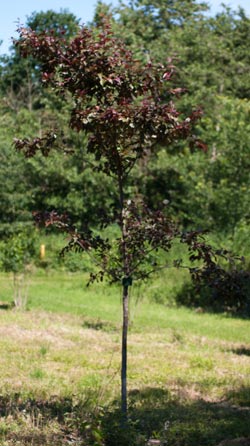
xmin=121 ymin=283 xmax=129 ymax=416
xmin=117 ymin=169 xmax=130 ymax=417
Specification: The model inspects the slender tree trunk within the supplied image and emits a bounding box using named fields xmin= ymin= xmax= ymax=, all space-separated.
xmin=118 ymin=170 xmax=130 ymax=417
xmin=121 ymin=283 xmax=129 ymax=416
xmin=26 ymin=67 xmax=33 ymax=112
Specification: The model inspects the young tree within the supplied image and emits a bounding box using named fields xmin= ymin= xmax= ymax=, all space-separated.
xmin=0 ymin=228 xmax=36 ymax=309
xmin=14 ymin=21 xmax=213 ymax=416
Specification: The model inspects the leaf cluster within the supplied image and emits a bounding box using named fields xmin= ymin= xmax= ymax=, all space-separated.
xmin=33 ymin=202 xmax=179 ymax=284
xmin=14 ymin=22 xmax=202 ymax=178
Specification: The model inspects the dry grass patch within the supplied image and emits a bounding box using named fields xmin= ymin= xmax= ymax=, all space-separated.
xmin=0 ymin=310 xmax=122 ymax=400
xmin=0 ymin=310 xmax=249 ymax=402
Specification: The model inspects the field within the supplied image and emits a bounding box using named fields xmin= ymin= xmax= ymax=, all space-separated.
xmin=0 ymin=271 xmax=249 ymax=446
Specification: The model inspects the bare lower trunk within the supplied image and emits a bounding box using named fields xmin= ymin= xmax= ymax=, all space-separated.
xmin=118 ymin=173 xmax=130 ymax=417
xmin=121 ymin=283 xmax=129 ymax=416
xmin=13 ymin=273 xmax=28 ymax=309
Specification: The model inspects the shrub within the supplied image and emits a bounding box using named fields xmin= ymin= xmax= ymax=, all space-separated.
xmin=176 ymin=267 xmax=250 ymax=316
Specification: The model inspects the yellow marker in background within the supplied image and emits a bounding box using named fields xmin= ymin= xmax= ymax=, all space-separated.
xmin=40 ymin=244 xmax=46 ymax=260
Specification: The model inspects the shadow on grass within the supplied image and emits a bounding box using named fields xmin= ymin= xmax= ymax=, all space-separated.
xmin=231 ymin=347 xmax=250 ymax=357
xmin=0 ymin=386 xmax=249 ymax=446
xmin=82 ymin=316 xmax=118 ymax=332
xmin=123 ymin=387 xmax=250 ymax=446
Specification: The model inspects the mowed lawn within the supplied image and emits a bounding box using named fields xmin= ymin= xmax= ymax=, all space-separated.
xmin=0 ymin=271 xmax=249 ymax=446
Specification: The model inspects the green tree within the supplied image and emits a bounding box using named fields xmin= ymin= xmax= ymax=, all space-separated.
xmin=0 ymin=106 xmax=36 ymax=236
xmin=0 ymin=228 xmax=36 ymax=308
xmin=0 ymin=9 xmax=79 ymax=111
xmin=26 ymin=9 xmax=80 ymax=37
xmin=112 ymin=1 xmax=250 ymax=102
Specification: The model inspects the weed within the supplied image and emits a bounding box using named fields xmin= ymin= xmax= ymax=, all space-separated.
xmin=30 ymin=368 xmax=46 ymax=380
xmin=39 ymin=345 xmax=49 ymax=356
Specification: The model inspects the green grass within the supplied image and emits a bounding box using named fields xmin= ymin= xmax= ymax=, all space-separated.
xmin=1 ymin=271 xmax=248 ymax=342
xmin=0 ymin=271 xmax=249 ymax=445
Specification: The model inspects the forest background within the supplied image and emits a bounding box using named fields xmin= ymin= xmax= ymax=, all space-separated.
xmin=0 ymin=0 xmax=250 ymax=312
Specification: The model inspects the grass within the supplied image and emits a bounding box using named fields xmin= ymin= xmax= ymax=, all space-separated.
xmin=0 ymin=271 xmax=249 ymax=445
